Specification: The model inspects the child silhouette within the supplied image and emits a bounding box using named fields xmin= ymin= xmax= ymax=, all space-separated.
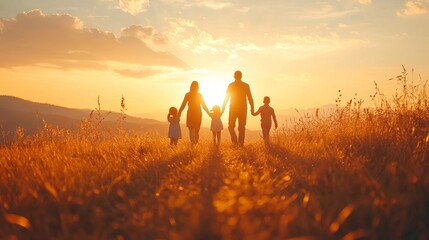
xmin=251 ymin=96 xmax=278 ymax=143
xmin=209 ymin=105 xmax=223 ymax=146
xmin=167 ymin=107 xmax=182 ymax=146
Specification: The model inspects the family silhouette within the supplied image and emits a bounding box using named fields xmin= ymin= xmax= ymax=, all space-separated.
xmin=168 ymin=70 xmax=277 ymax=147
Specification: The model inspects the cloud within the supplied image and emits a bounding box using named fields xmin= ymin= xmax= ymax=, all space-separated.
xmin=274 ymin=33 xmax=369 ymax=59
xmin=191 ymin=1 xmax=232 ymax=10
xmin=108 ymin=0 xmax=150 ymax=15
xmin=397 ymin=0 xmax=428 ymax=16
xmin=357 ymin=0 xmax=372 ymax=5
xmin=300 ymin=5 xmax=360 ymax=20
xmin=114 ymin=66 xmax=174 ymax=78
xmin=0 ymin=10 xmax=187 ymax=76
xmin=121 ymin=25 xmax=169 ymax=45
xmin=166 ymin=18 xmax=260 ymax=59
xmin=160 ymin=0 xmax=232 ymax=10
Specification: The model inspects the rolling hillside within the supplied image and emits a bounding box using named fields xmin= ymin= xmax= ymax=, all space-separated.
xmin=0 ymin=95 xmax=167 ymax=137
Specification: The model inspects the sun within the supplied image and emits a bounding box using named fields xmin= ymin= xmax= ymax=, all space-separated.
xmin=199 ymin=77 xmax=229 ymax=110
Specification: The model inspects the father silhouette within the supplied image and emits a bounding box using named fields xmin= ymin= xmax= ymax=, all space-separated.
xmin=222 ymin=70 xmax=254 ymax=146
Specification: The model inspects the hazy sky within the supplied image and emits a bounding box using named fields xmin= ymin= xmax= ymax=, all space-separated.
xmin=1 ymin=0 xmax=428 ymax=121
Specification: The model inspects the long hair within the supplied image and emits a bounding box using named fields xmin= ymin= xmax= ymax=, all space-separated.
xmin=190 ymin=81 xmax=199 ymax=93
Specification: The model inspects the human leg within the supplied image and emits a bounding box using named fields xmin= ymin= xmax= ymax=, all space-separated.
xmin=170 ymin=138 xmax=178 ymax=146
xmin=189 ymin=128 xmax=196 ymax=144
xmin=237 ymin=110 xmax=247 ymax=146
xmin=213 ymin=131 xmax=221 ymax=145
xmin=217 ymin=132 xmax=221 ymax=145
xmin=261 ymin=123 xmax=272 ymax=143
xmin=262 ymin=127 xmax=270 ymax=143
xmin=228 ymin=111 xmax=238 ymax=144
xmin=212 ymin=131 xmax=217 ymax=144
xmin=195 ymin=125 xmax=201 ymax=144
xmin=187 ymin=109 xmax=202 ymax=144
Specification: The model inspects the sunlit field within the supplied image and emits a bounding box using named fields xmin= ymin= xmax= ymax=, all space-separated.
xmin=1 ymin=68 xmax=429 ymax=239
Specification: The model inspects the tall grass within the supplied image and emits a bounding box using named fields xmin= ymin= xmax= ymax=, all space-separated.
xmin=1 ymin=67 xmax=428 ymax=239
xmin=272 ymin=66 xmax=429 ymax=239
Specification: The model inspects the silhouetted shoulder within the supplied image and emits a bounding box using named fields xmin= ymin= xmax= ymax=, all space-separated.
xmin=182 ymin=92 xmax=190 ymax=100
xmin=226 ymin=82 xmax=234 ymax=91
xmin=228 ymin=81 xmax=250 ymax=90
xmin=241 ymin=82 xmax=251 ymax=91
xmin=196 ymin=93 xmax=205 ymax=102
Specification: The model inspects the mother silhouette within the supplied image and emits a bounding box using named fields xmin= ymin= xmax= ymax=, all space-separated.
xmin=178 ymin=81 xmax=210 ymax=144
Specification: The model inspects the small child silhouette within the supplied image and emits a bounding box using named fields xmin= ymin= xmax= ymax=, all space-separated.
xmin=252 ymin=96 xmax=278 ymax=143
xmin=209 ymin=105 xmax=223 ymax=146
xmin=167 ymin=107 xmax=182 ymax=146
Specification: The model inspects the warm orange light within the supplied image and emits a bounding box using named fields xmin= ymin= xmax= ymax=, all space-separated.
xmin=199 ymin=76 xmax=229 ymax=110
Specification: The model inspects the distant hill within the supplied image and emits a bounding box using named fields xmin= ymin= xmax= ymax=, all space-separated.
xmin=0 ymin=95 xmax=168 ymax=139
xmin=275 ymin=104 xmax=337 ymax=125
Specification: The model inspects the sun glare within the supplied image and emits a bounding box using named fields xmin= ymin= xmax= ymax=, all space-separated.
xmin=199 ymin=77 xmax=228 ymax=110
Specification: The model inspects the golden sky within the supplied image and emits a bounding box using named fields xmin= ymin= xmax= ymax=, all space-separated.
xmin=1 ymin=0 xmax=428 ymax=126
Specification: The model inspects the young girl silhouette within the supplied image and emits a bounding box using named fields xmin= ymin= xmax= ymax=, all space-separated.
xmin=167 ymin=107 xmax=182 ymax=146
xmin=209 ymin=105 xmax=223 ymax=146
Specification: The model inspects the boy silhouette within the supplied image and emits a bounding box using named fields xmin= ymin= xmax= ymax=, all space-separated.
xmin=252 ymin=96 xmax=278 ymax=143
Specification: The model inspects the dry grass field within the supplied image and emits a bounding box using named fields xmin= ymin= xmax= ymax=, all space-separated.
xmin=1 ymin=68 xmax=428 ymax=239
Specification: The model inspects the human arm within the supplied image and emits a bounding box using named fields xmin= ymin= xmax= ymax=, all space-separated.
xmin=246 ymin=84 xmax=254 ymax=113
xmin=251 ymin=106 xmax=260 ymax=116
xmin=221 ymin=85 xmax=230 ymax=114
xmin=178 ymin=93 xmax=188 ymax=117
xmin=272 ymin=108 xmax=278 ymax=128
xmin=168 ymin=114 xmax=180 ymax=123
xmin=200 ymin=94 xmax=210 ymax=115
